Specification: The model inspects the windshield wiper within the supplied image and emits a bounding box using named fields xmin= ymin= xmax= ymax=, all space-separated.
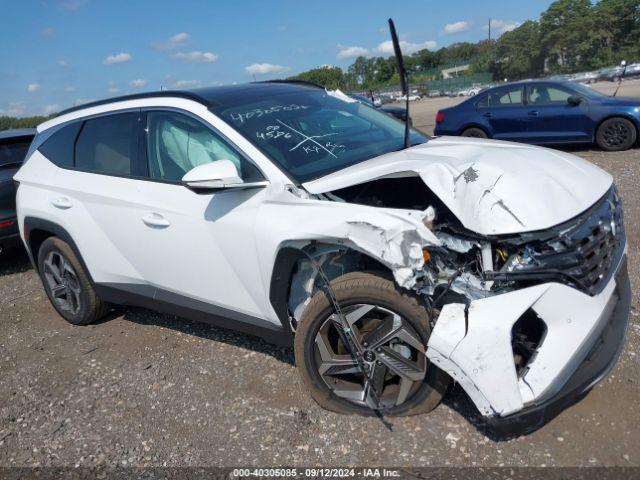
xmin=388 ymin=18 xmax=411 ymax=150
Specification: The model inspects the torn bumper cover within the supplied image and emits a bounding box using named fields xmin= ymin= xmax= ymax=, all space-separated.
xmin=427 ymin=250 xmax=630 ymax=427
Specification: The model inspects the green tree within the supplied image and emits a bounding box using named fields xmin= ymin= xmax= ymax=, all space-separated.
xmin=540 ymin=0 xmax=598 ymax=72
xmin=492 ymin=21 xmax=544 ymax=80
xmin=291 ymin=66 xmax=350 ymax=90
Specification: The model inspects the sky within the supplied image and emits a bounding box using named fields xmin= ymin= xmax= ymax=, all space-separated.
xmin=0 ymin=0 xmax=556 ymax=117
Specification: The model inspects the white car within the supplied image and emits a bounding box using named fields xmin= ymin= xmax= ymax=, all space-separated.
xmin=15 ymin=82 xmax=630 ymax=434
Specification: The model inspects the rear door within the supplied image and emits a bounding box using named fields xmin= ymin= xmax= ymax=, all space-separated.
xmin=524 ymin=83 xmax=591 ymax=143
xmin=475 ymin=85 xmax=529 ymax=141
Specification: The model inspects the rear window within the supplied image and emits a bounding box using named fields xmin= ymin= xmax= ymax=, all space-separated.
xmin=0 ymin=138 xmax=32 ymax=168
xmin=75 ymin=113 xmax=138 ymax=176
xmin=39 ymin=122 xmax=82 ymax=168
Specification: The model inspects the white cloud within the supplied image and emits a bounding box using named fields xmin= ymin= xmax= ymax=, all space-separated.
xmin=154 ymin=32 xmax=191 ymax=50
xmin=171 ymin=51 xmax=218 ymax=63
xmin=276 ymin=25 xmax=287 ymax=32
xmin=108 ymin=86 xmax=119 ymax=94
xmin=490 ymin=20 xmax=521 ymax=35
xmin=42 ymin=27 xmax=56 ymax=37
xmin=0 ymin=101 xmax=28 ymax=116
xmin=444 ymin=21 xmax=472 ymax=35
xmin=375 ymin=39 xmax=437 ymax=55
xmin=172 ymin=80 xmax=201 ymax=88
xmin=244 ymin=63 xmax=291 ymax=76
xmin=64 ymin=86 xmax=76 ymax=92
xmin=43 ymin=104 xmax=60 ymax=115
xmin=58 ymin=59 xmax=69 ymax=67
xmin=74 ymin=98 xmax=93 ymax=106
xmin=337 ymin=45 xmax=369 ymax=60
xmin=129 ymin=79 xmax=147 ymax=88
xmin=103 ymin=52 xmax=132 ymax=65
xmin=27 ymin=83 xmax=41 ymax=93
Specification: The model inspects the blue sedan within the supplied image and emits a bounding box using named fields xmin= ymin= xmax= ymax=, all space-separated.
xmin=434 ymin=80 xmax=640 ymax=151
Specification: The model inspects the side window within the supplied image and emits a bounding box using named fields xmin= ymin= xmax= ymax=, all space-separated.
xmin=39 ymin=122 xmax=82 ymax=168
xmin=486 ymin=86 xmax=524 ymax=107
xmin=75 ymin=112 xmax=139 ymax=176
xmin=475 ymin=94 xmax=489 ymax=108
xmin=528 ymin=86 xmax=572 ymax=105
xmin=145 ymin=111 xmax=263 ymax=183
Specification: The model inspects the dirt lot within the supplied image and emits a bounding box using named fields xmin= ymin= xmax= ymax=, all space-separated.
xmin=1 ymin=81 xmax=640 ymax=468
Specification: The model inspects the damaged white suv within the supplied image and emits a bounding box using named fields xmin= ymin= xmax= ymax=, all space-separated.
xmin=15 ymin=81 xmax=630 ymax=434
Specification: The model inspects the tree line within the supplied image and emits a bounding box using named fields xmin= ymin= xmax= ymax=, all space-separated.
xmin=293 ymin=0 xmax=640 ymax=90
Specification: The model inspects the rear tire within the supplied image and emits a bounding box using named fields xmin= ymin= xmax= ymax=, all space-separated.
xmin=596 ymin=117 xmax=637 ymax=151
xmin=294 ymin=271 xmax=450 ymax=416
xmin=37 ymin=237 xmax=109 ymax=326
xmin=461 ymin=127 xmax=488 ymax=138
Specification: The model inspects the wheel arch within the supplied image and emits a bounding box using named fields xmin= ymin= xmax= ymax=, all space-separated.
xmin=595 ymin=114 xmax=640 ymax=142
xmin=23 ymin=217 xmax=95 ymax=285
xmin=268 ymin=242 xmax=392 ymax=335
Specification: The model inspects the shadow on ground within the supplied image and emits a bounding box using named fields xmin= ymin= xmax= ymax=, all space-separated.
xmin=0 ymin=246 xmax=32 ymax=276
xmin=105 ymin=304 xmax=296 ymax=366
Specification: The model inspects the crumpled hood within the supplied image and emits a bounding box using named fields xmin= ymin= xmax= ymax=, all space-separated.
xmin=303 ymin=136 xmax=613 ymax=235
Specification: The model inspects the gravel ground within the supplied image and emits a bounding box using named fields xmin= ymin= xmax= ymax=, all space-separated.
xmin=1 ymin=83 xmax=640 ymax=468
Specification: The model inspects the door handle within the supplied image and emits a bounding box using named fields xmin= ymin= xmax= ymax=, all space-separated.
xmin=482 ymin=112 xmax=493 ymax=118
xmin=51 ymin=197 xmax=72 ymax=209
xmin=528 ymin=110 xmax=539 ymax=116
xmin=142 ymin=213 xmax=171 ymax=228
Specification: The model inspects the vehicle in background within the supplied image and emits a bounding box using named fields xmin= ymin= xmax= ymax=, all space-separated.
xmin=427 ymin=90 xmax=442 ymax=98
xmin=0 ymin=128 xmax=36 ymax=253
xmin=434 ymin=80 xmax=640 ymax=151
xmin=568 ymin=71 xmax=599 ymax=84
xmin=458 ymin=86 xmax=483 ymax=96
xmin=397 ymin=93 xmax=421 ymax=102
xmin=596 ymin=63 xmax=640 ymax=82
xmin=349 ymin=94 xmax=408 ymax=122
xmin=15 ymin=82 xmax=630 ymax=433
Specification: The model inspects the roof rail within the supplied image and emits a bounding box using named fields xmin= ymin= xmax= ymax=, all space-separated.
xmin=259 ymin=79 xmax=325 ymax=89
xmin=55 ymin=90 xmax=209 ymax=117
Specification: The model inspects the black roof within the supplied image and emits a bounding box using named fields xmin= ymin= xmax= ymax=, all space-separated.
xmin=56 ymin=80 xmax=323 ymax=117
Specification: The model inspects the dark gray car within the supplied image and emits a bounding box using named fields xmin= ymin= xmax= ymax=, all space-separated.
xmin=0 ymin=128 xmax=35 ymax=252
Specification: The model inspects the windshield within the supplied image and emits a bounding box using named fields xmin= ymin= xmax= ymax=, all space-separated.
xmin=570 ymin=83 xmax=609 ymax=99
xmin=211 ymin=89 xmax=427 ymax=183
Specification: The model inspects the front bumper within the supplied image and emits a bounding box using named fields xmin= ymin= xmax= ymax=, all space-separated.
xmin=427 ymin=252 xmax=631 ymax=432
xmin=486 ymin=256 xmax=631 ymax=437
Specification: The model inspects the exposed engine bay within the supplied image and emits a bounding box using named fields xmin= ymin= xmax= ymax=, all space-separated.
xmin=322 ymin=176 xmax=624 ymax=304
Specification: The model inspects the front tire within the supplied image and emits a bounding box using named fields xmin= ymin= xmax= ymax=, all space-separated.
xmin=37 ymin=237 xmax=109 ymax=325
xmin=294 ymin=271 xmax=449 ymax=416
xmin=596 ymin=117 xmax=637 ymax=151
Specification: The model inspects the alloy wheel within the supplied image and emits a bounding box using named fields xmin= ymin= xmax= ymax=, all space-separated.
xmin=313 ymin=304 xmax=427 ymax=409
xmin=43 ymin=251 xmax=82 ymax=315
xmin=602 ymin=120 xmax=631 ymax=148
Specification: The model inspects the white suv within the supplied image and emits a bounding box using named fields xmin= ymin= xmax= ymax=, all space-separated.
xmin=15 ymin=82 xmax=630 ymax=434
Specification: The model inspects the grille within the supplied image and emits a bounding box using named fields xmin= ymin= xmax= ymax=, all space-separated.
xmin=529 ymin=187 xmax=624 ymax=295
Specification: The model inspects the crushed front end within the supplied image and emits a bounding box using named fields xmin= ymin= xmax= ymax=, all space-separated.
xmin=423 ymin=186 xmax=630 ymax=431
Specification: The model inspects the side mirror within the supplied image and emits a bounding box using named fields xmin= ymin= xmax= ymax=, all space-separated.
xmin=182 ymin=160 xmax=268 ymax=192
xmin=567 ymin=95 xmax=583 ymax=106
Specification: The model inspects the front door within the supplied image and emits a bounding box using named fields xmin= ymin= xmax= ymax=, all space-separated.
xmin=525 ymin=83 xmax=591 ymax=144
